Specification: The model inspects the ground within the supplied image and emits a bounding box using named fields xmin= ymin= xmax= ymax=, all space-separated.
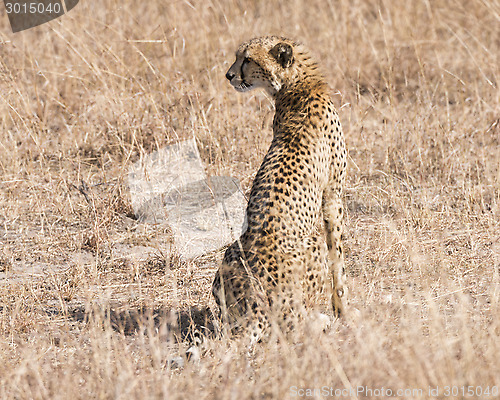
xmin=0 ymin=0 xmax=499 ymax=399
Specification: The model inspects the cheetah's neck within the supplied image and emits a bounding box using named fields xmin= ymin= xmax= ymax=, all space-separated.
xmin=273 ymin=75 xmax=329 ymax=139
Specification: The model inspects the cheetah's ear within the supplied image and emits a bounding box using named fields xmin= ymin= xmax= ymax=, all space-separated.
xmin=270 ymin=42 xmax=294 ymax=68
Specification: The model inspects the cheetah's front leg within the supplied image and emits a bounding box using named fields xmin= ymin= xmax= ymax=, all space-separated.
xmin=322 ymin=186 xmax=346 ymax=317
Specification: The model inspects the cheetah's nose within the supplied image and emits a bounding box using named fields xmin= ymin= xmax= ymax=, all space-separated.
xmin=226 ymin=71 xmax=235 ymax=81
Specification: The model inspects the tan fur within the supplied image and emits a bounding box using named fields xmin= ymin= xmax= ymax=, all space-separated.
xmin=214 ymin=36 xmax=347 ymax=343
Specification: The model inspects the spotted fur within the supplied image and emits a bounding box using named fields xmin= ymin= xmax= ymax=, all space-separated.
xmin=214 ymin=36 xmax=347 ymax=343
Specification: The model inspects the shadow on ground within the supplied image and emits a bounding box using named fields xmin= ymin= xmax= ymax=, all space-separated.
xmin=57 ymin=305 xmax=218 ymax=343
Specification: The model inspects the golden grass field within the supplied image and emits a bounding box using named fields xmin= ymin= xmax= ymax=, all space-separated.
xmin=0 ymin=0 xmax=499 ymax=398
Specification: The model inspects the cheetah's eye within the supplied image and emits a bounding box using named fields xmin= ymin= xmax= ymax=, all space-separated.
xmin=241 ymin=57 xmax=251 ymax=80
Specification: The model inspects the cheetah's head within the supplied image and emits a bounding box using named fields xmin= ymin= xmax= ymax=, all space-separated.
xmin=225 ymin=36 xmax=301 ymax=97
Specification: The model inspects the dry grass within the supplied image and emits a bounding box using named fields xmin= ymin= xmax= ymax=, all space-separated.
xmin=0 ymin=0 xmax=499 ymax=398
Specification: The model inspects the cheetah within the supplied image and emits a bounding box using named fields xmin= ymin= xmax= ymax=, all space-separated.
xmin=212 ymin=36 xmax=347 ymax=344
